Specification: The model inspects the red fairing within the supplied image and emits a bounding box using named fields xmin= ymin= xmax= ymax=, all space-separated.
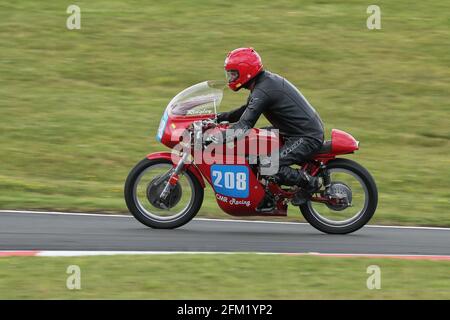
xmin=331 ymin=129 xmax=359 ymax=154
xmin=160 ymin=114 xmax=212 ymax=149
xmin=146 ymin=152 xmax=205 ymax=188
xmin=195 ymin=162 xmax=268 ymax=216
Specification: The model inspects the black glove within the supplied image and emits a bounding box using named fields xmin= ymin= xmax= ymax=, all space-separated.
xmin=216 ymin=112 xmax=227 ymax=123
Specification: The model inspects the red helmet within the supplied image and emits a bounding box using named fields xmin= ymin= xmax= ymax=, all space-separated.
xmin=224 ymin=47 xmax=264 ymax=91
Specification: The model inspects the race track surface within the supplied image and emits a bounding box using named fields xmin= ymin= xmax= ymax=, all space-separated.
xmin=0 ymin=211 xmax=449 ymax=255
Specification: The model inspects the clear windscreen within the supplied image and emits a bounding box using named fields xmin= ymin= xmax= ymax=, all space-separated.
xmin=167 ymin=80 xmax=226 ymax=117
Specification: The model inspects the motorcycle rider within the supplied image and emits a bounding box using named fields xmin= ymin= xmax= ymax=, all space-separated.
xmin=215 ymin=47 xmax=325 ymax=209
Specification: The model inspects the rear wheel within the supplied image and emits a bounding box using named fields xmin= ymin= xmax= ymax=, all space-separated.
xmin=300 ymin=158 xmax=378 ymax=234
xmin=124 ymin=158 xmax=204 ymax=229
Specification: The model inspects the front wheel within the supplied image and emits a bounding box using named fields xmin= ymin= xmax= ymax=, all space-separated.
xmin=300 ymin=158 xmax=378 ymax=234
xmin=124 ymin=158 xmax=204 ymax=229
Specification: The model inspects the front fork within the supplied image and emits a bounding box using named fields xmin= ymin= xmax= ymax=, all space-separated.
xmin=159 ymin=152 xmax=189 ymax=200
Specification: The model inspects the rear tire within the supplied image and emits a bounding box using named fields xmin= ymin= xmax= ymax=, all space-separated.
xmin=124 ymin=158 xmax=204 ymax=229
xmin=300 ymin=158 xmax=378 ymax=234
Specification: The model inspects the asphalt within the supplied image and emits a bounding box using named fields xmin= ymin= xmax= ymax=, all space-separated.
xmin=0 ymin=211 xmax=449 ymax=255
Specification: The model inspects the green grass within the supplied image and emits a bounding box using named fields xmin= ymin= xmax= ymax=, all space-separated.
xmin=0 ymin=1 xmax=449 ymax=225
xmin=0 ymin=254 xmax=449 ymax=299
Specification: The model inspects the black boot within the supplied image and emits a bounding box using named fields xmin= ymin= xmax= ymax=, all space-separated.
xmin=274 ymin=167 xmax=320 ymax=206
xmin=274 ymin=166 xmax=320 ymax=206
xmin=291 ymin=171 xmax=320 ymax=206
xmin=275 ymin=167 xmax=319 ymax=188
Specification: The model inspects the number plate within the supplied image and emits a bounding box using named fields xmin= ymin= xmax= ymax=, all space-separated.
xmin=211 ymin=165 xmax=249 ymax=198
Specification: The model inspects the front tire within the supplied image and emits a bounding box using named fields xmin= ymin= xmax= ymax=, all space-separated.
xmin=124 ymin=158 xmax=204 ymax=229
xmin=300 ymin=158 xmax=378 ymax=234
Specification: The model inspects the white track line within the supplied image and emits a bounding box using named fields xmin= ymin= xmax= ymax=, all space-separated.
xmin=0 ymin=210 xmax=131 ymax=218
xmin=0 ymin=209 xmax=449 ymax=231
xmin=1 ymin=250 xmax=450 ymax=260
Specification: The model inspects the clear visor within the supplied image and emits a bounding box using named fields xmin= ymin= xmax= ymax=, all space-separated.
xmin=225 ymin=70 xmax=239 ymax=83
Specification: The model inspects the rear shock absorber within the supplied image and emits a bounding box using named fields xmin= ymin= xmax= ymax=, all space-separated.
xmin=321 ymin=162 xmax=331 ymax=194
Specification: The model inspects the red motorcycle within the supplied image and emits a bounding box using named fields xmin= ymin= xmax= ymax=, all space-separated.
xmin=125 ymin=81 xmax=378 ymax=234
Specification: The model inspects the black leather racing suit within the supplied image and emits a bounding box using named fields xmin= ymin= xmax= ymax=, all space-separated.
xmin=217 ymin=70 xmax=325 ymax=186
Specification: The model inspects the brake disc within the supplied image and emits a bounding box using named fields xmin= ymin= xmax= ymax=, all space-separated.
xmin=146 ymin=176 xmax=182 ymax=209
xmin=325 ymin=181 xmax=353 ymax=211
